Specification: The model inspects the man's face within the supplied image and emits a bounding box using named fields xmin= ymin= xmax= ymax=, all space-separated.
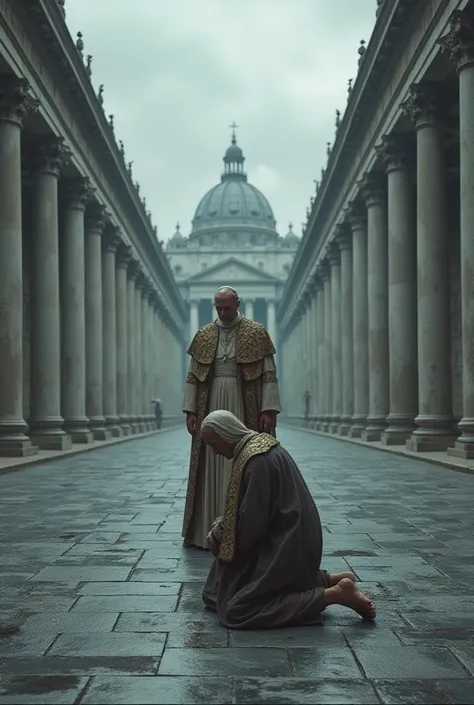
xmin=214 ymin=292 xmax=239 ymax=323
xmin=201 ymin=427 xmax=234 ymax=459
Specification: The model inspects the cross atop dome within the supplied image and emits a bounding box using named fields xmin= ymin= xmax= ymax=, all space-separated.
xmin=229 ymin=121 xmax=239 ymax=144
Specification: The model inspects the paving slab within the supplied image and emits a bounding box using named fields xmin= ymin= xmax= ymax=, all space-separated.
xmin=0 ymin=427 xmax=473 ymax=703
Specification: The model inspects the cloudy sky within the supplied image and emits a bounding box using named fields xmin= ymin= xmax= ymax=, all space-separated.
xmin=66 ymin=0 xmax=377 ymax=241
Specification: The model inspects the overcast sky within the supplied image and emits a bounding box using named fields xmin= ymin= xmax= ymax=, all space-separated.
xmin=66 ymin=0 xmax=377 ymax=241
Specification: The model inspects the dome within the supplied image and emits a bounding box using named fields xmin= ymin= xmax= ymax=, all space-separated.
xmin=190 ymin=125 xmax=277 ymax=239
xmin=192 ymin=179 xmax=276 ymax=234
xmin=283 ymin=222 xmax=299 ymax=244
xmin=168 ymin=222 xmax=186 ymax=248
xmin=225 ymin=142 xmax=243 ymax=162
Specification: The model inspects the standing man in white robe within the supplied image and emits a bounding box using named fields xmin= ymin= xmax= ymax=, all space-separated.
xmin=182 ymin=286 xmax=281 ymax=549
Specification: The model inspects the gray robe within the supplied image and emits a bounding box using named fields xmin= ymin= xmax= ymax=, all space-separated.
xmin=202 ymin=444 xmax=328 ymax=629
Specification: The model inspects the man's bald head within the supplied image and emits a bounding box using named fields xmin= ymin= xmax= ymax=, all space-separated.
xmin=214 ymin=286 xmax=240 ymax=323
xmin=215 ymin=286 xmax=239 ymax=300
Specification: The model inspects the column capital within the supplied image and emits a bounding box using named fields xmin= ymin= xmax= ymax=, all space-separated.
xmin=116 ymin=241 xmax=132 ymax=268
xmin=147 ymin=287 xmax=157 ymax=305
xmin=311 ymin=269 xmax=324 ymax=292
xmin=345 ymin=200 xmax=366 ymax=230
xmin=137 ymin=272 xmax=151 ymax=295
xmin=361 ymin=172 xmax=386 ymax=207
xmin=0 ymin=76 xmax=39 ymax=126
xmin=85 ymin=202 xmax=108 ymax=235
xmin=317 ymin=258 xmax=330 ymax=282
xmin=438 ymin=7 xmax=474 ymax=71
xmin=375 ymin=133 xmax=414 ymax=173
xmin=28 ymin=136 xmax=71 ymax=177
xmin=401 ymin=82 xmax=443 ymax=129
xmin=127 ymin=256 xmax=141 ymax=281
xmin=62 ymin=176 xmax=95 ymax=211
xmin=335 ymin=222 xmax=352 ymax=250
xmin=328 ymin=240 xmax=341 ymax=266
xmin=102 ymin=223 xmax=122 ymax=253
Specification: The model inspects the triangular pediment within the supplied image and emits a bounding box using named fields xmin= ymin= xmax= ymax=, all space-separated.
xmin=184 ymin=256 xmax=281 ymax=284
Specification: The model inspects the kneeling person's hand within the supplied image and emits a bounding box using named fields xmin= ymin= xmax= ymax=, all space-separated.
xmin=206 ymin=530 xmax=219 ymax=556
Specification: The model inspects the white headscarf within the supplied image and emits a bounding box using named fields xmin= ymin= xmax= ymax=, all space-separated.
xmin=201 ymin=410 xmax=258 ymax=457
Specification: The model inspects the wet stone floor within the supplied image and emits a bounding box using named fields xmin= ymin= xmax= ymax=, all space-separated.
xmin=0 ymin=427 xmax=474 ymax=704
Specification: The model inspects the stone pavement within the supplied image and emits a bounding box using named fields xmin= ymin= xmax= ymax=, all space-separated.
xmin=0 ymin=427 xmax=474 ymax=704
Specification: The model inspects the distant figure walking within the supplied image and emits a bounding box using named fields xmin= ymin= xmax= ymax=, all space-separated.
xmin=151 ymin=398 xmax=163 ymax=429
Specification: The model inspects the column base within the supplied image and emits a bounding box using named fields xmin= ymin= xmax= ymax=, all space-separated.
xmin=381 ymin=414 xmax=415 ymax=446
xmin=407 ymin=415 xmax=456 ymax=452
xmin=92 ymin=429 xmax=112 ymax=441
xmin=447 ymin=420 xmax=474 ymax=458
xmin=0 ymin=438 xmax=39 ymax=457
xmin=406 ymin=435 xmax=457 ymax=453
xmin=120 ymin=425 xmax=132 ymax=436
xmin=70 ymin=430 xmax=93 ymax=444
xmin=322 ymin=417 xmax=332 ymax=432
xmin=448 ymin=441 xmax=474 ymax=459
xmin=29 ymin=432 xmax=73 ymax=451
xmin=362 ymin=416 xmax=387 ymax=442
xmin=130 ymin=422 xmax=139 ymax=434
xmin=110 ymin=426 xmax=123 ymax=438
xmin=338 ymin=417 xmax=352 ymax=436
xmin=381 ymin=429 xmax=412 ymax=446
xmin=348 ymin=417 xmax=367 ymax=438
xmin=329 ymin=418 xmax=341 ymax=434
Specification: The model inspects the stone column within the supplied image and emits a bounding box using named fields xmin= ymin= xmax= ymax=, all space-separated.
xmin=302 ymin=295 xmax=311 ymax=422
xmin=189 ymin=300 xmax=199 ymax=341
xmin=115 ymin=243 xmax=131 ymax=435
xmin=141 ymin=283 xmax=150 ymax=429
xmin=85 ymin=204 xmax=110 ymax=440
xmin=267 ymin=298 xmax=277 ymax=350
xmin=315 ymin=270 xmax=325 ymax=430
xmin=376 ymin=135 xmax=418 ymax=445
xmin=309 ymin=280 xmax=319 ymax=426
xmin=245 ymin=299 xmax=254 ymax=320
xmin=0 ymin=78 xmax=38 ymax=457
xmin=439 ymin=10 xmax=474 ymax=458
xmin=60 ymin=177 xmax=93 ymax=443
xmin=329 ymin=243 xmax=342 ymax=433
xmin=322 ymin=260 xmax=332 ymax=431
xmin=348 ymin=202 xmax=369 ymax=438
xmin=127 ymin=260 xmax=138 ymax=433
xmin=337 ymin=225 xmax=353 ymax=436
xmin=135 ymin=275 xmax=145 ymax=432
xmin=361 ymin=173 xmax=389 ymax=442
xmin=101 ymin=224 xmax=121 ymax=437
xmin=402 ymin=83 xmax=455 ymax=451
xmin=28 ymin=137 xmax=72 ymax=450
xmin=146 ymin=294 xmax=155 ymax=428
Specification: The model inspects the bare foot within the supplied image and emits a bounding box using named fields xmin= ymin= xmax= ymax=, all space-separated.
xmin=329 ymin=577 xmax=376 ymax=620
xmin=327 ymin=571 xmax=356 ymax=587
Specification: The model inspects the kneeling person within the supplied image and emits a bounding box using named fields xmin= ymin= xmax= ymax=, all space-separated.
xmin=200 ymin=410 xmax=376 ymax=629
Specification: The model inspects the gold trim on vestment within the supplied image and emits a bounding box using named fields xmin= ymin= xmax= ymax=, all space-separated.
xmin=187 ymin=318 xmax=275 ymax=367
xmin=218 ymin=433 xmax=280 ymax=562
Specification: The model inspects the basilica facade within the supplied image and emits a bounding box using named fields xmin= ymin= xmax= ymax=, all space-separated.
xmin=166 ymin=130 xmax=300 ymax=351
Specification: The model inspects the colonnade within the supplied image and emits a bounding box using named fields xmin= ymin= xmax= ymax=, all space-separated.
xmin=280 ymin=9 xmax=474 ymax=459
xmin=0 ymin=76 xmax=184 ymax=457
